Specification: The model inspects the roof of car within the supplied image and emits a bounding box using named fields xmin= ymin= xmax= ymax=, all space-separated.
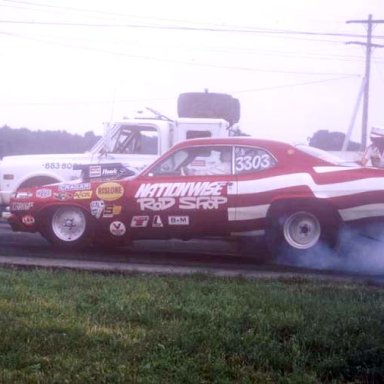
xmin=172 ymin=136 xmax=295 ymax=150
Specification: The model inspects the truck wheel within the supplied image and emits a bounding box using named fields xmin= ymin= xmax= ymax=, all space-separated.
xmin=266 ymin=204 xmax=339 ymax=259
xmin=42 ymin=206 xmax=93 ymax=249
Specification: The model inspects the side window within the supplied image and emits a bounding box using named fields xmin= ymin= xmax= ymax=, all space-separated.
xmin=149 ymin=146 xmax=233 ymax=177
xmin=186 ymin=131 xmax=212 ymax=139
xmin=150 ymin=149 xmax=189 ymax=176
xmin=234 ymin=146 xmax=276 ymax=175
xmin=182 ymin=146 xmax=232 ymax=176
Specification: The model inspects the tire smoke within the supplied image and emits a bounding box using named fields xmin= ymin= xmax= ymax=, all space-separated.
xmin=276 ymin=224 xmax=384 ymax=275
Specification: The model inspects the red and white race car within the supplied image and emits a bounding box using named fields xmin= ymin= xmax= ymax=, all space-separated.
xmin=7 ymin=137 xmax=384 ymax=258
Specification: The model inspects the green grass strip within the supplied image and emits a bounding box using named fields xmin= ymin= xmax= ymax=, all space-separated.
xmin=0 ymin=269 xmax=383 ymax=383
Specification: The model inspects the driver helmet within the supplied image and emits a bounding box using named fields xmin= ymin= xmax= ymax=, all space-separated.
xmin=370 ymin=127 xmax=384 ymax=142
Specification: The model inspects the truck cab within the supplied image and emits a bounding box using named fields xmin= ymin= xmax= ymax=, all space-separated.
xmin=0 ymin=116 xmax=230 ymax=212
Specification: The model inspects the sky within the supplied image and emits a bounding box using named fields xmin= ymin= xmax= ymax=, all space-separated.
xmin=0 ymin=0 xmax=384 ymax=145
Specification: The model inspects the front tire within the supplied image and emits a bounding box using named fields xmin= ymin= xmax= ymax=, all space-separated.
xmin=42 ymin=206 xmax=93 ymax=249
xmin=266 ymin=204 xmax=339 ymax=259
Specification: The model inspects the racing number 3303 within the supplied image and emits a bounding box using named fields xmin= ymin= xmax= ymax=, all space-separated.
xmin=235 ymin=155 xmax=270 ymax=172
xmin=43 ymin=162 xmax=73 ymax=170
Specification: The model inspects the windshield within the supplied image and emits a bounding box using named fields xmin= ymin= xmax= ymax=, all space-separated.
xmin=295 ymin=144 xmax=359 ymax=166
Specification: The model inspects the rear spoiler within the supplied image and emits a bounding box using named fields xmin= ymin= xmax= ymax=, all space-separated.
xmin=73 ymin=163 xmax=137 ymax=181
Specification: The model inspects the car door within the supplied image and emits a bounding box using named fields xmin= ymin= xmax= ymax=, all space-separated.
xmin=126 ymin=144 xmax=237 ymax=240
xmin=231 ymin=145 xmax=278 ymax=233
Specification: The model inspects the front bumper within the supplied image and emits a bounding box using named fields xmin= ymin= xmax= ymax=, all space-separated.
xmin=0 ymin=205 xmax=10 ymax=219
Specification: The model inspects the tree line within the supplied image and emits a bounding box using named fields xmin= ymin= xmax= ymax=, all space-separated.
xmin=0 ymin=125 xmax=360 ymax=160
xmin=0 ymin=126 xmax=100 ymax=158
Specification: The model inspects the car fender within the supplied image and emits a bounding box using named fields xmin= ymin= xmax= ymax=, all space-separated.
xmin=267 ymin=197 xmax=341 ymax=223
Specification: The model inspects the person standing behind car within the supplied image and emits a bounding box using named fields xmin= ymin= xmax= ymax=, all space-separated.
xmin=361 ymin=127 xmax=384 ymax=167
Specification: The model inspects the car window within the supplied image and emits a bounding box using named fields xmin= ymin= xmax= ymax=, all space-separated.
xmin=234 ymin=146 xmax=276 ymax=174
xmin=150 ymin=146 xmax=233 ymax=176
xmin=150 ymin=149 xmax=189 ymax=175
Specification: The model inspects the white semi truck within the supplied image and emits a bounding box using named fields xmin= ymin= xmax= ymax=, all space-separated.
xmin=0 ymin=114 xmax=234 ymax=213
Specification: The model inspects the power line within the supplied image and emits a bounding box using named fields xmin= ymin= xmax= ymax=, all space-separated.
xmin=232 ymin=75 xmax=359 ymax=94
xmin=0 ymin=30 xmax=360 ymax=77
xmin=0 ymin=18 xmax=383 ymax=41
xmin=0 ymin=76 xmax=358 ymax=106
xmin=3 ymin=0 xmax=384 ymax=41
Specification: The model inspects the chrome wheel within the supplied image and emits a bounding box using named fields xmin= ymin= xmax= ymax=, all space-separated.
xmin=283 ymin=211 xmax=321 ymax=250
xmin=51 ymin=206 xmax=87 ymax=242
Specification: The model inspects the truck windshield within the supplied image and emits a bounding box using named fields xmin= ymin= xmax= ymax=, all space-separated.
xmin=112 ymin=126 xmax=158 ymax=155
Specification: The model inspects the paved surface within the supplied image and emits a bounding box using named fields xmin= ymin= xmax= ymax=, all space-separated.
xmin=1 ymin=219 xmax=384 ymax=285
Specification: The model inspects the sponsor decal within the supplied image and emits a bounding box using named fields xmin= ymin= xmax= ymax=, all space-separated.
xmin=15 ymin=191 xmax=33 ymax=199
xmin=21 ymin=215 xmax=35 ymax=226
xmin=109 ymin=221 xmax=126 ymax=236
xmin=90 ymin=200 xmax=105 ymax=218
xmin=152 ymin=215 xmax=163 ymax=227
xmin=58 ymin=182 xmax=91 ymax=192
xmin=168 ymin=216 xmax=189 ymax=225
xmin=101 ymin=168 xmax=120 ymax=177
xmin=135 ymin=182 xmax=228 ymax=211
xmin=89 ymin=165 xmax=102 ymax=178
xmin=131 ymin=216 xmax=150 ymax=228
xmin=54 ymin=192 xmax=73 ymax=201
xmin=89 ymin=165 xmax=122 ymax=178
xmin=96 ymin=182 xmax=124 ymax=201
xmin=74 ymin=190 xmax=93 ymax=200
xmin=35 ymin=188 xmax=52 ymax=199
xmin=113 ymin=205 xmax=122 ymax=215
xmin=10 ymin=202 xmax=34 ymax=211
xmin=102 ymin=205 xmax=122 ymax=218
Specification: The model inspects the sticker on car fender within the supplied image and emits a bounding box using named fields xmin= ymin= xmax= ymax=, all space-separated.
xmin=16 ymin=191 xmax=34 ymax=199
xmin=90 ymin=200 xmax=105 ymax=218
xmin=74 ymin=190 xmax=93 ymax=200
xmin=102 ymin=205 xmax=122 ymax=218
xmin=21 ymin=215 xmax=35 ymax=226
xmin=152 ymin=215 xmax=163 ymax=227
xmin=168 ymin=216 xmax=189 ymax=225
xmin=35 ymin=189 xmax=52 ymax=199
xmin=10 ymin=202 xmax=34 ymax=211
xmin=96 ymin=182 xmax=124 ymax=201
xmin=58 ymin=183 xmax=91 ymax=192
xmin=131 ymin=216 xmax=149 ymax=227
xmin=54 ymin=192 xmax=73 ymax=201
xmin=109 ymin=221 xmax=126 ymax=236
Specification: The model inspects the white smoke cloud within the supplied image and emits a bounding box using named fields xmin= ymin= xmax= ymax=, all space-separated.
xmin=276 ymin=224 xmax=384 ymax=275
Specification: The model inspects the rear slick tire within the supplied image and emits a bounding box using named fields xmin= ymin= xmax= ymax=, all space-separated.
xmin=266 ymin=205 xmax=339 ymax=260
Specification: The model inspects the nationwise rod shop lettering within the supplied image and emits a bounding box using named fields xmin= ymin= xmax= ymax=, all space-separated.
xmin=135 ymin=181 xmax=227 ymax=198
xmin=135 ymin=182 xmax=228 ymax=211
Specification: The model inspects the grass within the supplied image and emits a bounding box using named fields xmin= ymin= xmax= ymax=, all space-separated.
xmin=0 ymin=269 xmax=383 ymax=383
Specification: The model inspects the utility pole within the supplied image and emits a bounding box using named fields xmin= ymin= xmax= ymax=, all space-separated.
xmin=346 ymin=15 xmax=384 ymax=149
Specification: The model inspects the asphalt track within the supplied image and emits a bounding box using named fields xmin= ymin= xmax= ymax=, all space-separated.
xmin=1 ymin=219 xmax=384 ymax=285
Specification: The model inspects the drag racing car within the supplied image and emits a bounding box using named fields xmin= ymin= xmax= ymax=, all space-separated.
xmin=7 ymin=137 xmax=384 ymax=258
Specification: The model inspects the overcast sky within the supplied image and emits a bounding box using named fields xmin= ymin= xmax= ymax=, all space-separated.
xmin=1 ymin=0 xmax=384 ymax=144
